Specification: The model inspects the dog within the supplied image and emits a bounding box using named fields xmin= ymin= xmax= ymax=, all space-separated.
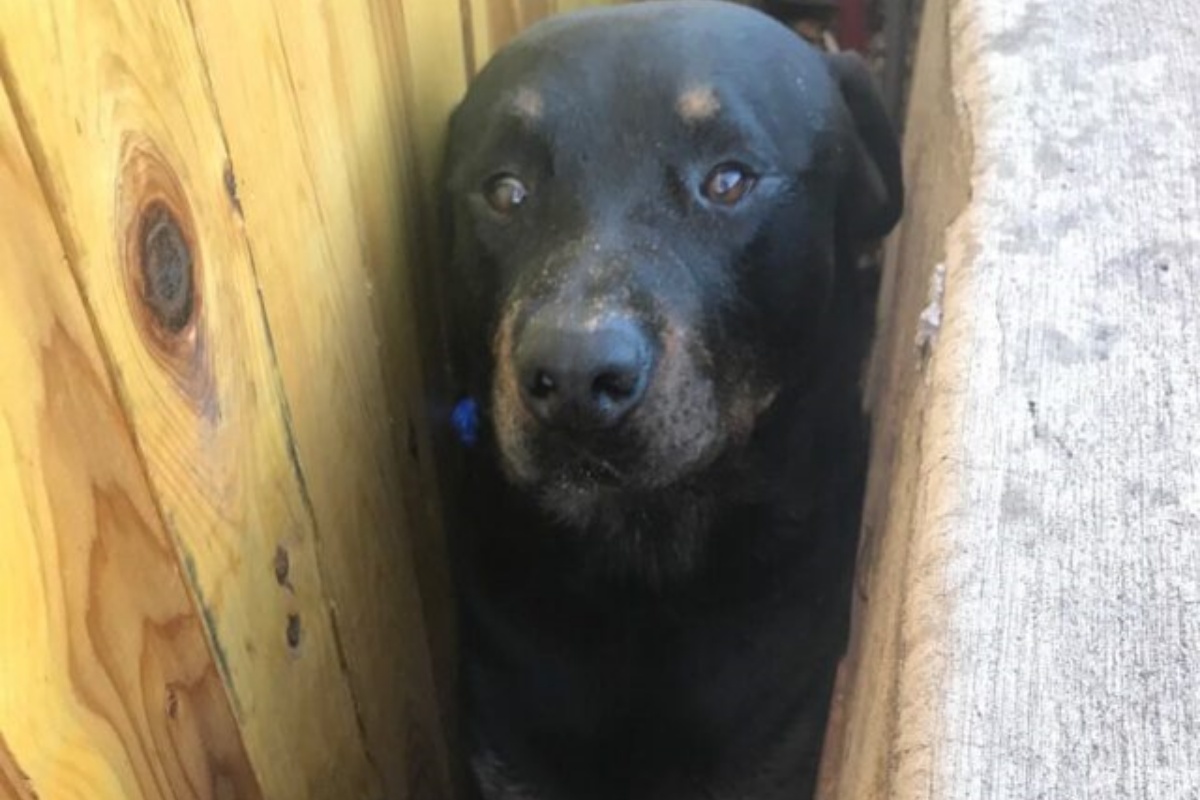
xmin=439 ymin=2 xmax=902 ymax=798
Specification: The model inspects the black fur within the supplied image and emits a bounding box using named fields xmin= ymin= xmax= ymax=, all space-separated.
xmin=440 ymin=2 xmax=902 ymax=798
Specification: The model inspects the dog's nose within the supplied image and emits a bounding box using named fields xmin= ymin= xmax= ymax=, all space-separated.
xmin=514 ymin=315 xmax=654 ymax=430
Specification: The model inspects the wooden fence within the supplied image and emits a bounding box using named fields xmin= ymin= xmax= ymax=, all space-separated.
xmin=0 ymin=2 xmax=602 ymax=798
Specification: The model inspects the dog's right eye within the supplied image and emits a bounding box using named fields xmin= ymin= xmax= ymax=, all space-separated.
xmin=701 ymin=163 xmax=757 ymax=206
xmin=483 ymin=174 xmax=529 ymax=215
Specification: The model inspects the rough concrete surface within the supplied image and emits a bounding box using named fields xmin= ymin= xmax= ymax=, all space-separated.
xmin=821 ymin=1 xmax=1200 ymax=798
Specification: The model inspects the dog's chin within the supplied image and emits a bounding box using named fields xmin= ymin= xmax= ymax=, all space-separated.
xmin=494 ymin=420 xmax=732 ymax=583
xmin=527 ymin=467 xmax=722 ymax=585
xmin=534 ymin=479 xmax=635 ymax=531
xmin=494 ymin=379 xmax=779 ymax=521
xmin=497 ymin=412 xmax=727 ymax=512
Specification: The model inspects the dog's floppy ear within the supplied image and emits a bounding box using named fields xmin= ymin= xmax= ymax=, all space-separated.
xmin=825 ymin=51 xmax=904 ymax=241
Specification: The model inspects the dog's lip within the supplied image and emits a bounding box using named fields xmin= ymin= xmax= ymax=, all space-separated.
xmin=509 ymin=414 xmax=686 ymax=492
xmin=537 ymin=430 xmax=639 ymax=481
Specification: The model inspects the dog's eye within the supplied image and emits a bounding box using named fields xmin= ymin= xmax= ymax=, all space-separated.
xmin=702 ymin=163 xmax=757 ymax=205
xmin=483 ymin=174 xmax=529 ymax=215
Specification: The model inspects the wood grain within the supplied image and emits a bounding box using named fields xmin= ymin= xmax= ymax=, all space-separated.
xmin=0 ymin=86 xmax=260 ymax=800
xmin=0 ymin=3 xmax=381 ymax=797
xmin=463 ymin=0 xmax=606 ymax=77
xmin=372 ymin=0 xmax=476 ymax=732
xmin=465 ymin=0 xmax=550 ymax=73
xmin=181 ymin=1 xmax=459 ymax=795
xmin=0 ymin=735 xmax=37 ymax=800
xmin=826 ymin=0 xmax=1200 ymax=797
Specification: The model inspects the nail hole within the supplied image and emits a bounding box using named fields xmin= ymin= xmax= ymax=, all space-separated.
xmin=274 ymin=545 xmax=291 ymax=588
xmin=286 ymin=613 xmax=302 ymax=649
xmin=223 ymin=161 xmax=243 ymax=216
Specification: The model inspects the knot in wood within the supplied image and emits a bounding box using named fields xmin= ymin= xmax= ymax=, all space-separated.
xmin=138 ymin=201 xmax=194 ymax=334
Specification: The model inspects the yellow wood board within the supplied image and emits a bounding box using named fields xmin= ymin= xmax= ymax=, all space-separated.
xmin=464 ymin=0 xmax=612 ymax=77
xmin=0 ymin=2 xmax=380 ymax=796
xmin=0 ymin=83 xmax=261 ymax=800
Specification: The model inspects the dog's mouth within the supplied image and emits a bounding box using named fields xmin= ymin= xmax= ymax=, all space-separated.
xmin=492 ymin=373 xmax=724 ymax=498
xmin=515 ymin=420 xmax=692 ymax=495
xmin=530 ymin=431 xmax=641 ymax=487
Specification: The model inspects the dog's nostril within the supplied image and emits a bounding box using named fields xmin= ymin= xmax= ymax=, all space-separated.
xmin=529 ymin=370 xmax=557 ymax=399
xmin=592 ymin=369 xmax=638 ymax=402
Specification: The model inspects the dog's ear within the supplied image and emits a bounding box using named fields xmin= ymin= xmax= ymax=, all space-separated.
xmin=825 ymin=51 xmax=904 ymax=241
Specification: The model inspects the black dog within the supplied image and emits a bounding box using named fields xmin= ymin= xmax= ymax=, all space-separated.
xmin=440 ymin=2 xmax=902 ymax=798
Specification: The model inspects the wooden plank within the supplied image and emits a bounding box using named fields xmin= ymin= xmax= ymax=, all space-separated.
xmin=463 ymin=0 xmax=605 ymax=77
xmin=0 ymin=86 xmax=260 ymax=800
xmin=0 ymin=4 xmax=382 ymax=797
xmin=373 ymin=0 xmax=472 ymax=731
xmin=825 ymin=0 xmax=1200 ymax=796
xmin=817 ymin=0 xmax=974 ymax=793
xmin=465 ymin=0 xmax=549 ymax=71
xmin=181 ymin=1 xmax=458 ymax=795
xmin=0 ymin=735 xmax=38 ymax=800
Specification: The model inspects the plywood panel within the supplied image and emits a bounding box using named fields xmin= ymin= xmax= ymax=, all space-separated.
xmin=0 ymin=3 xmax=379 ymax=797
xmin=0 ymin=85 xmax=260 ymax=800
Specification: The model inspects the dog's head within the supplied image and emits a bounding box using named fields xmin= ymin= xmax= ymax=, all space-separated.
xmin=443 ymin=1 xmax=901 ymax=530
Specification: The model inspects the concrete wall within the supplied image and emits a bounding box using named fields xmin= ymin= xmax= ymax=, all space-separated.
xmin=822 ymin=0 xmax=1200 ymax=797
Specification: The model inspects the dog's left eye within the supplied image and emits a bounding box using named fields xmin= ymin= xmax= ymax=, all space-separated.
xmin=702 ymin=163 xmax=757 ymax=205
xmin=483 ymin=174 xmax=529 ymax=215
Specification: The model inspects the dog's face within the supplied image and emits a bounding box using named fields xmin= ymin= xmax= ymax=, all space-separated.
xmin=444 ymin=1 xmax=900 ymax=529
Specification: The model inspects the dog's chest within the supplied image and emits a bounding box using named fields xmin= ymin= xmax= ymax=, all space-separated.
xmin=467 ymin=526 xmax=839 ymax=773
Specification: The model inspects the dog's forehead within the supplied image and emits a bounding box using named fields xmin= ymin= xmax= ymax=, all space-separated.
xmin=445 ymin=2 xmax=846 ymax=186
xmin=467 ymin=2 xmax=829 ymax=122
xmin=498 ymin=80 xmax=724 ymax=127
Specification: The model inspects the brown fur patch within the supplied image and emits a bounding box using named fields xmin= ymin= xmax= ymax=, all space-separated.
xmin=491 ymin=302 xmax=536 ymax=483
xmin=631 ymin=321 xmax=722 ymax=486
xmin=676 ymin=85 xmax=721 ymax=123
xmin=513 ymin=87 xmax=544 ymax=121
